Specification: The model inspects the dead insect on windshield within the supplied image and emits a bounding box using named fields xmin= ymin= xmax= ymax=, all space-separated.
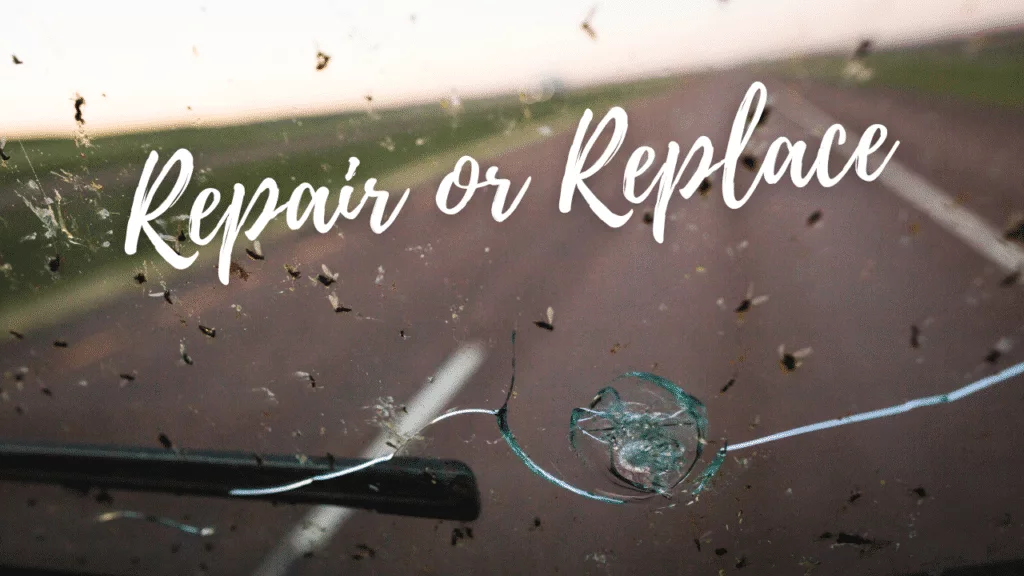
xmin=778 ymin=344 xmax=812 ymax=373
xmin=747 ymin=101 xmax=771 ymax=128
xmin=151 ymin=283 xmax=175 ymax=304
xmin=245 ymin=240 xmax=264 ymax=261
xmin=853 ymin=39 xmax=873 ymax=60
xmin=807 ymin=210 xmax=823 ymax=227
xmin=642 ymin=210 xmax=654 ymax=224
xmin=133 ymin=272 xmax=147 ymax=284
xmin=749 ymin=100 xmax=770 ymax=129
xmin=198 ymin=325 xmax=216 ymax=338
xmin=285 ymin=264 xmax=302 ymax=279
xmin=580 ymin=5 xmax=598 ymax=40
xmin=352 ymin=544 xmax=376 ymax=560
xmin=534 ymin=306 xmax=554 ymax=331
xmin=911 ymin=325 xmax=921 ymax=348
xmin=119 ymin=372 xmax=136 ymax=383
xmin=721 ymin=377 xmax=736 ymax=393
xmin=0 ymin=139 xmax=9 ymax=162
xmin=176 ymin=229 xmax=186 ymax=243
xmin=328 ymin=292 xmax=352 ymax=313
xmin=364 ymin=95 xmax=373 ymax=103
xmin=741 ymin=153 xmax=758 ymax=171
xmin=315 ymin=50 xmax=331 ymax=71
xmin=1001 ymin=269 xmax=1021 ymax=287
xmin=47 ymin=254 xmax=61 ymax=273
xmin=317 ymin=264 xmax=339 ymax=286
xmin=9 ymin=330 xmax=24 ymax=340
xmin=158 ymin=433 xmax=173 ymax=450
xmin=698 ymin=177 xmax=712 ymax=197
xmin=295 ymin=371 xmax=317 ymax=388
xmin=985 ymin=337 xmax=1013 ymax=364
xmin=179 ymin=341 xmax=193 ymax=365
xmin=74 ymin=93 xmax=86 ymax=125
xmin=12 ymin=55 xmax=23 ymax=65
xmin=735 ymin=283 xmax=769 ymax=314
xmin=1004 ymin=219 xmax=1024 ymax=244
xmin=53 ymin=339 xmax=68 ymax=348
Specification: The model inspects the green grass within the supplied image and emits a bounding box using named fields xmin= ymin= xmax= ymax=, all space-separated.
xmin=0 ymin=74 xmax=681 ymax=331
xmin=765 ymin=29 xmax=1024 ymax=109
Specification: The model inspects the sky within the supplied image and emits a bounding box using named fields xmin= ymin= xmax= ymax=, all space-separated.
xmin=1 ymin=0 xmax=1022 ymax=137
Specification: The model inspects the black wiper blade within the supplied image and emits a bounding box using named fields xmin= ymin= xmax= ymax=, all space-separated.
xmin=0 ymin=441 xmax=480 ymax=521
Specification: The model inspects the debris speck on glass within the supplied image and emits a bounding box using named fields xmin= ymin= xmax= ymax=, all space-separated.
xmin=778 ymin=345 xmax=812 ymax=372
xmin=295 ymin=371 xmax=317 ymax=388
xmin=580 ymin=5 xmax=598 ymax=40
xmin=317 ymin=264 xmax=339 ymax=286
xmin=245 ymin=240 xmax=264 ymax=260
xmin=1005 ymin=219 xmax=1024 ymax=244
xmin=735 ymin=283 xmax=768 ymax=316
xmin=534 ymin=307 xmax=555 ymax=331
xmin=315 ymin=50 xmax=331 ymax=71
xmin=1001 ymin=269 xmax=1021 ymax=287
xmin=158 ymin=433 xmax=174 ymax=449
xmin=73 ymin=93 xmax=85 ymax=125
xmin=985 ymin=337 xmax=1013 ymax=364
xmin=328 ymin=291 xmax=352 ymax=313
xmin=179 ymin=340 xmax=193 ymax=365
xmin=230 ymin=260 xmax=250 ymax=281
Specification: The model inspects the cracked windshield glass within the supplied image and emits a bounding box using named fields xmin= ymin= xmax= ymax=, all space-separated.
xmin=2 ymin=1 xmax=1024 ymax=575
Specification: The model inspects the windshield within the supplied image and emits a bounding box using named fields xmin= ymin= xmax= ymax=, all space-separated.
xmin=2 ymin=2 xmax=1024 ymax=575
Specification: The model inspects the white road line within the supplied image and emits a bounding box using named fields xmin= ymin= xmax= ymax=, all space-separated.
xmin=778 ymin=88 xmax=1024 ymax=274
xmin=252 ymin=342 xmax=488 ymax=576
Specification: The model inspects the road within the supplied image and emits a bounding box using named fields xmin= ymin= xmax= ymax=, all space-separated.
xmin=2 ymin=69 xmax=1024 ymax=576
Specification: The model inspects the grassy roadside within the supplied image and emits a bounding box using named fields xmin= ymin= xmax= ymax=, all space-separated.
xmin=0 ymin=75 xmax=681 ymax=333
xmin=761 ymin=29 xmax=1024 ymax=109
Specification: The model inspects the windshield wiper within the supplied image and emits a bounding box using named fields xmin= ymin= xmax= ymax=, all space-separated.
xmin=0 ymin=440 xmax=480 ymax=521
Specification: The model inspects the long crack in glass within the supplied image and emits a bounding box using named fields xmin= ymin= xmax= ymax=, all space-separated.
xmin=231 ymin=334 xmax=1024 ymax=505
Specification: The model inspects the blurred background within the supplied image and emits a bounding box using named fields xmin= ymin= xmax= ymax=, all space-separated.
xmin=2 ymin=1 xmax=1024 ymax=575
